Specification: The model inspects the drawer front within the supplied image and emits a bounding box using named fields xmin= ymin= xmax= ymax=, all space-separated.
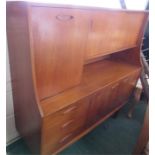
xmin=43 ymin=115 xmax=86 ymax=144
xmin=41 ymin=129 xmax=81 ymax=155
xmin=42 ymin=116 xmax=88 ymax=155
xmin=43 ymin=97 xmax=90 ymax=129
xmin=41 ymin=97 xmax=90 ymax=154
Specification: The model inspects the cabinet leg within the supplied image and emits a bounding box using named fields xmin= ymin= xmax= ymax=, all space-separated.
xmin=128 ymin=87 xmax=142 ymax=119
xmin=127 ymin=101 xmax=137 ymax=119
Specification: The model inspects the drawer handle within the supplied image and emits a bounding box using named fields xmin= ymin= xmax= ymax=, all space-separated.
xmin=63 ymin=106 xmax=78 ymax=114
xmin=112 ymin=83 xmax=119 ymax=89
xmin=59 ymin=133 xmax=73 ymax=144
xmin=61 ymin=120 xmax=74 ymax=129
xmin=123 ymin=78 xmax=129 ymax=82
xmin=56 ymin=15 xmax=74 ymax=21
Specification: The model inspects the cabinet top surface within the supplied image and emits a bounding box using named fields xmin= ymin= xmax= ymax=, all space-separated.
xmin=7 ymin=1 xmax=149 ymax=14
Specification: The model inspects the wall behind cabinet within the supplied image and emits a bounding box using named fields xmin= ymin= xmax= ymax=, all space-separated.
xmin=6 ymin=48 xmax=19 ymax=145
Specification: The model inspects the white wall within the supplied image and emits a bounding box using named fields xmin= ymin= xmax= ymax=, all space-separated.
xmin=6 ymin=49 xmax=19 ymax=145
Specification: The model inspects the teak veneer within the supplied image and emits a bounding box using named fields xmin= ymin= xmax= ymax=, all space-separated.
xmin=7 ymin=1 xmax=148 ymax=155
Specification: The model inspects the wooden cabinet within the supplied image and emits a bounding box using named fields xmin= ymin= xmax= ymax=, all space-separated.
xmin=7 ymin=2 xmax=148 ymax=155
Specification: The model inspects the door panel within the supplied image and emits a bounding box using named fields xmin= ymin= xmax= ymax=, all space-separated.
xmin=86 ymin=11 xmax=145 ymax=60
xmin=88 ymin=85 xmax=112 ymax=124
xmin=107 ymin=82 xmax=121 ymax=113
xmin=87 ymin=93 xmax=100 ymax=124
xmin=96 ymin=86 xmax=111 ymax=117
xmin=30 ymin=7 xmax=90 ymax=99
xmin=87 ymin=72 xmax=139 ymax=126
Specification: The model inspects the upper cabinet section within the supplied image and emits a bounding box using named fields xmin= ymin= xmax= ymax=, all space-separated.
xmin=85 ymin=10 xmax=146 ymax=60
xmin=8 ymin=2 xmax=147 ymax=100
xmin=30 ymin=7 xmax=90 ymax=100
xmin=29 ymin=4 xmax=147 ymax=99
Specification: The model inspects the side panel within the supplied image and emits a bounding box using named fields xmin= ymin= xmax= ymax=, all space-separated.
xmin=30 ymin=7 xmax=90 ymax=100
xmin=6 ymin=2 xmax=42 ymax=153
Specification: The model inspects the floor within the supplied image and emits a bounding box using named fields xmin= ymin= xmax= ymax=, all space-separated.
xmin=6 ymin=100 xmax=147 ymax=155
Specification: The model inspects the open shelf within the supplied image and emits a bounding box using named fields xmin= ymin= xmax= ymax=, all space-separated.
xmin=40 ymin=59 xmax=141 ymax=116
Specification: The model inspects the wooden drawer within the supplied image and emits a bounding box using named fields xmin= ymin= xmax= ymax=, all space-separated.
xmin=41 ymin=97 xmax=90 ymax=154
xmin=43 ymin=115 xmax=86 ymax=144
xmin=43 ymin=97 xmax=90 ymax=128
xmin=42 ymin=128 xmax=81 ymax=155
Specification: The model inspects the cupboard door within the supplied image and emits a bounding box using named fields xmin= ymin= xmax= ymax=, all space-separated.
xmin=30 ymin=7 xmax=90 ymax=100
xmin=88 ymin=87 xmax=111 ymax=124
xmin=88 ymin=93 xmax=101 ymax=124
xmin=97 ymin=86 xmax=112 ymax=117
xmin=86 ymin=11 xmax=145 ymax=60
xmin=107 ymin=82 xmax=121 ymax=112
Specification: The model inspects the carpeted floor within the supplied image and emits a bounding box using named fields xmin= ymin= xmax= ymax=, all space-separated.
xmin=6 ymin=100 xmax=147 ymax=155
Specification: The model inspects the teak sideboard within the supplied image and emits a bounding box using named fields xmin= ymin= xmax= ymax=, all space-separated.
xmin=6 ymin=2 xmax=148 ymax=155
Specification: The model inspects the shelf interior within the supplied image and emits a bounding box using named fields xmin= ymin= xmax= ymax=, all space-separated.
xmin=40 ymin=58 xmax=141 ymax=116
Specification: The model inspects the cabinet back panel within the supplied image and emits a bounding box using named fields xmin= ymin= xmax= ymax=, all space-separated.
xmin=30 ymin=7 xmax=90 ymax=100
xmin=86 ymin=11 xmax=145 ymax=60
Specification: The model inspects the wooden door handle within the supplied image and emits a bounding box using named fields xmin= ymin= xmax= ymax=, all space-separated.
xmin=111 ymin=83 xmax=119 ymax=89
xmin=61 ymin=119 xmax=75 ymax=129
xmin=63 ymin=106 xmax=78 ymax=114
xmin=59 ymin=133 xmax=73 ymax=144
xmin=56 ymin=15 xmax=74 ymax=21
xmin=123 ymin=77 xmax=129 ymax=83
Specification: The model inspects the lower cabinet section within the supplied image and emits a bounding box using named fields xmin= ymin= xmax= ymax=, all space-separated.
xmin=41 ymin=72 xmax=139 ymax=155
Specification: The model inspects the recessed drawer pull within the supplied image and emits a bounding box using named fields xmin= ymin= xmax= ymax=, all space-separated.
xmin=61 ymin=120 xmax=74 ymax=129
xmin=111 ymin=83 xmax=119 ymax=89
xmin=123 ymin=78 xmax=129 ymax=82
xmin=63 ymin=106 xmax=78 ymax=114
xmin=56 ymin=15 xmax=74 ymax=21
xmin=59 ymin=133 xmax=73 ymax=144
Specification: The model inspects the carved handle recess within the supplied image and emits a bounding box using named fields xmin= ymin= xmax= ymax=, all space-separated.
xmin=63 ymin=106 xmax=78 ymax=114
xmin=59 ymin=133 xmax=73 ymax=144
xmin=112 ymin=83 xmax=119 ymax=90
xmin=56 ymin=15 xmax=74 ymax=21
xmin=61 ymin=119 xmax=75 ymax=129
